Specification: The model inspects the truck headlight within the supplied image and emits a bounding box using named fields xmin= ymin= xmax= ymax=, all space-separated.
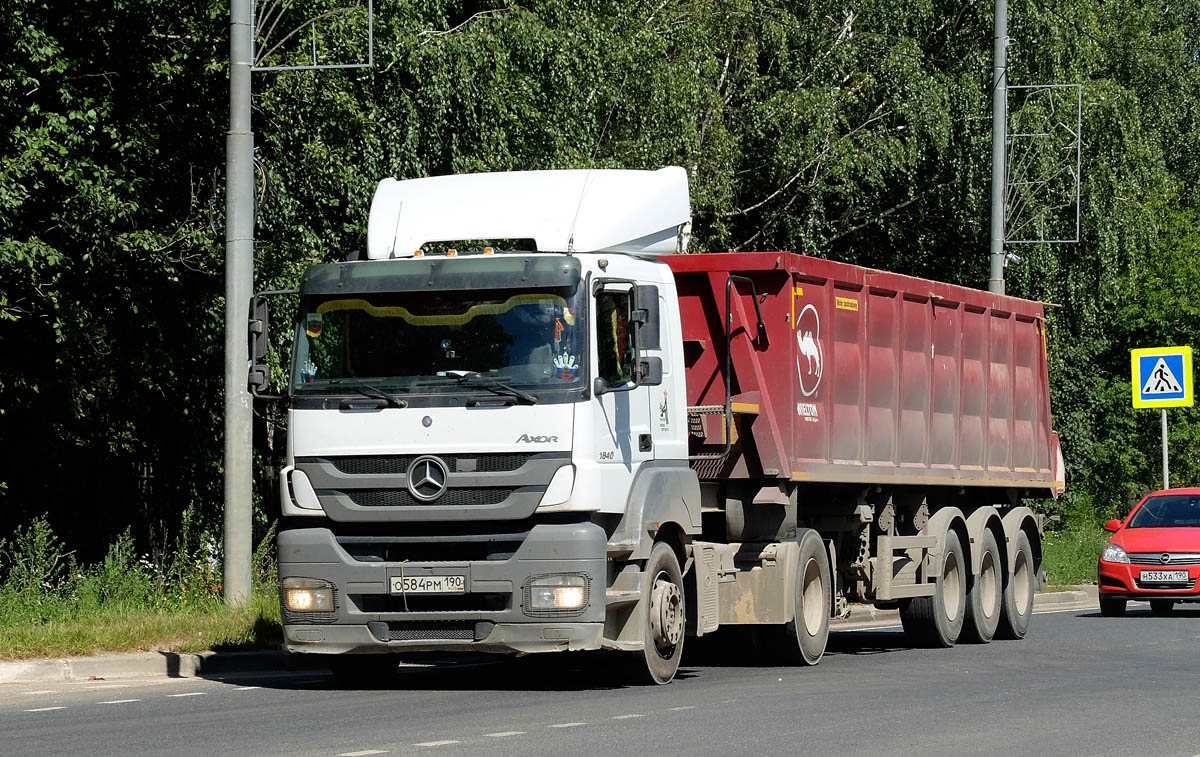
xmin=526 ymin=574 xmax=589 ymax=613
xmin=1100 ymin=542 xmax=1130 ymax=564
xmin=282 ymin=577 xmax=336 ymax=612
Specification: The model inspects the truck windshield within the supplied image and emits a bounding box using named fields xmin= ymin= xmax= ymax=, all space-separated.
xmin=293 ymin=285 xmax=586 ymax=393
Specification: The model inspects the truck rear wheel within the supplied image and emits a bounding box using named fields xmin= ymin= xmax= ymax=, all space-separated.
xmin=779 ymin=529 xmax=831 ymax=665
xmin=997 ymin=529 xmax=1034 ymax=638
xmin=632 ymin=541 xmax=686 ymax=685
xmin=900 ymin=528 xmax=965 ymax=647
xmin=962 ymin=528 xmax=1002 ymax=643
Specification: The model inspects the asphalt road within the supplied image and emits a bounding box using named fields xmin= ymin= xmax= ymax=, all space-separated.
xmin=3 ymin=604 xmax=1199 ymax=757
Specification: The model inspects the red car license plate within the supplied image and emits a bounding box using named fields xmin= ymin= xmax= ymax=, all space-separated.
xmin=1139 ymin=569 xmax=1189 ymax=583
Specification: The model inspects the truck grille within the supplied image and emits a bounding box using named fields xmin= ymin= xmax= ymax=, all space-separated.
xmin=352 ymin=593 xmax=509 ymax=613
xmin=387 ymin=621 xmax=476 ymax=641
xmin=342 ymin=488 xmax=516 ymax=508
xmin=324 ymin=454 xmax=535 ymax=476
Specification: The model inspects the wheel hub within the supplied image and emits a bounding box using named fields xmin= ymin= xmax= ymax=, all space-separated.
xmin=649 ymin=575 xmax=683 ymax=648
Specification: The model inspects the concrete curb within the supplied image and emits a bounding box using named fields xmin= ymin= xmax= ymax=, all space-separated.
xmin=0 ymin=587 xmax=1100 ymax=685
xmin=0 ymin=650 xmax=314 ymax=685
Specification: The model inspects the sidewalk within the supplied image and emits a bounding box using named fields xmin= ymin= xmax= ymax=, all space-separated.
xmin=0 ymin=586 xmax=1099 ymax=685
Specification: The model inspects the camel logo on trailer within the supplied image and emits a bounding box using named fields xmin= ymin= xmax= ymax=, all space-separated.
xmin=795 ymin=303 xmax=823 ymax=397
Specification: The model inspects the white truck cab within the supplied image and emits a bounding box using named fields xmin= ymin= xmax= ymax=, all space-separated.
xmin=264 ymin=168 xmax=701 ymax=683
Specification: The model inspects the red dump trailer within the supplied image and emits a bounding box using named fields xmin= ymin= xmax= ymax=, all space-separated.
xmin=666 ymin=251 xmax=1063 ymax=491
xmin=663 ymin=251 xmax=1061 ymax=652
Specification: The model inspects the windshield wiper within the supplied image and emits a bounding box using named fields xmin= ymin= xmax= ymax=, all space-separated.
xmin=328 ymin=379 xmax=408 ymax=408
xmin=454 ymin=372 xmax=538 ymax=405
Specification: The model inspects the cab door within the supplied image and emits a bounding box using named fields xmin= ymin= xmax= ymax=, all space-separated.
xmin=590 ymin=282 xmax=654 ymax=510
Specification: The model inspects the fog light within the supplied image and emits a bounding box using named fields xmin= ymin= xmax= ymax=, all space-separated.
xmin=282 ymin=577 xmax=336 ymax=612
xmin=528 ymin=574 xmax=588 ymax=611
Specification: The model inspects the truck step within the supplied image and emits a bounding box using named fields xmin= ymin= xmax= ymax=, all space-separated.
xmin=605 ymin=589 xmax=641 ymax=607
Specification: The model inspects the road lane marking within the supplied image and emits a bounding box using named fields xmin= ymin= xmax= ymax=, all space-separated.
xmin=99 ymin=699 xmax=141 ymax=705
xmin=413 ymin=740 xmax=459 ymax=747
xmin=548 ymin=722 xmax=586 ymax=728
xmin=338 ymin=750 xmax=389 ymax=756
xmin=26 ymin=690 xmax=56 ymax=695
xmin=84 ymin=684 xmax=130 ymax=689
xmin=612 ymin=714 xmax=644 ymax=720
xmin=486 ymin=732 xmax=525 ymax=738
xmin=167 ymin=692 xmax=206 ymax=698
xmin=25 ymin=707 xmax=65 ymax=712
xmin=669 ymin=706 xmax=694 ymax=711
xmin=233 ymin=686 xmax=261 ymax=691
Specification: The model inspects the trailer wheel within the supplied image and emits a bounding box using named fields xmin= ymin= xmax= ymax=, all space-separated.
xmin=632 ymin=541 xmax=686 ymax=685
xmin=997 ymin=529 xmax=1034 ymax=638
xmin=962 ymin=528 xmax=1002 ymax=643
xmin=900 ymin=528 xmax=965 ymax=647
xmin=780 ymin=529 xmax=832 ymax=665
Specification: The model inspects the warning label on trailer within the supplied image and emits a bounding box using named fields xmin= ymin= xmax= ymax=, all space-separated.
xmin=835 ymin=296 xmax=859 ymax=311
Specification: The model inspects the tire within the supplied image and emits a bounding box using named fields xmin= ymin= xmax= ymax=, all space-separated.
xmin=962 ymin=528 xmax=1002 ymax=643
xmin=779 ymin=529 xmax=831 ymax=665
xmin=1099 ymin=595 xmax=1127 ymax=617
xmin=1150 ymin=599 xmax=1174 ymax=616
xmin=900 ymin=527 xmax=966 ymax=648
xmin=329 ymin=654 xmax=391 ymax=688
xmin=997 ymin=529 xmax=1035 ymax=639
xmin=631 ymin=541 xmax=686 ymax=685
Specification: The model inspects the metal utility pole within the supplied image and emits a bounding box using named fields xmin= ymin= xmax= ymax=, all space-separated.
xmin=988 ymin=0 xmax=1009 ymax=295
xmin=1161 ymin=408 xmax=1170 ymax=489
xmin=224 ymin=0 xmax=255 ymax=607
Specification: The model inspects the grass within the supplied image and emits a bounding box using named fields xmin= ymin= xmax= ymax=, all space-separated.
xmin=0 ymin=513 xmax=282 ymax=661
xmin=0 ymin=592 xmax=281 ymax=660
xmin=1041 ymin=524 xmax=1109 ymax=587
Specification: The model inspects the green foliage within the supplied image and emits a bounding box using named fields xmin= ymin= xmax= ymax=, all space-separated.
xmin=1 ymin=0 xmax=1199 ymax=564
xmin=1042 ymin=524 xmax=1109 ymax=586
xmin=0 ymin=514 xmax=280 ymax=657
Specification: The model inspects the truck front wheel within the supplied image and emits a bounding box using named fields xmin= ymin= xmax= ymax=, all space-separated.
xmin=633 ymin=541 xmax=686 ymax=685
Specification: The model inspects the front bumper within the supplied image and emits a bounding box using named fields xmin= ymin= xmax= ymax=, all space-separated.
xmin=278 ymin=519 xmax=607 ymax=655
xmin=1097 ymin=560 xmax=1200 ymax=601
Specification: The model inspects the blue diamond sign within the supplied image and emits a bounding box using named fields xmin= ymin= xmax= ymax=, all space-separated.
xmin=1131 ymin=346 xmax=1193 ymax=409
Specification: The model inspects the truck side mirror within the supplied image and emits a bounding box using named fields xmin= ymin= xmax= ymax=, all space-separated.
xmin=634 ymin=284 xmax=660 ymax=350
xmin=250 ymin=295 xmax=269 ymax=362
xmin=246 ymin=288 xmax=298 ymax=399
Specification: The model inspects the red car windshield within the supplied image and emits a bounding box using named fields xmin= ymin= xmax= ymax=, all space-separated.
xmin=1128 ymin=494 xmax=1200 ymax=528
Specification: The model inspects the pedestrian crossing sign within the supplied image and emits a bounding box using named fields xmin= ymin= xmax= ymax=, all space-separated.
xmin=1131 ymin=346 xmax=1193 ymax=408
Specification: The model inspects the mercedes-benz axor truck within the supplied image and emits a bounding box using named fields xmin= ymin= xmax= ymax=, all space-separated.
xmin=251 ymin=167 xmax=1065 ymax=684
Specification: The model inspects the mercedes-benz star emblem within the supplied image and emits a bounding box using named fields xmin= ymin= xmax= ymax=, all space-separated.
xmin=1160 ymin=553 xmax=1172 ymax=564
xmin=407 ymin=456 xmax=448 ymax=502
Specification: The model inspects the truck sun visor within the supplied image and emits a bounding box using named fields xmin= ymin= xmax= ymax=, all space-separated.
xmin=300 ymin=255 xmax=582 ymax=296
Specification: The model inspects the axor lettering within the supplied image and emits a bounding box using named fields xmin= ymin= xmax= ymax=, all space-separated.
xmin=515 ymin=434 xmax=559 ymax=443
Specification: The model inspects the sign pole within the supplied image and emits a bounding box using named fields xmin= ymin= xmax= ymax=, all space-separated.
xmin=1161 ymin=408 xmax=1169 ymax=490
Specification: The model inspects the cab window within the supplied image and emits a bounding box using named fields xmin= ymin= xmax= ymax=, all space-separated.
xmin=596 ymin=289 xmax=634 ymax=386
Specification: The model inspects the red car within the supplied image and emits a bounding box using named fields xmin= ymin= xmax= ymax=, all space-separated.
xmin=1097 ymin=488 xmax=1200 ymax=616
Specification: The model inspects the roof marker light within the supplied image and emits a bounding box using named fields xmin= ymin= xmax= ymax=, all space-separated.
xmin=413 ymin=249 xmax=424 ymax=257
xmin=483 ymin=247 xmax=494 ymax=255
xmin=446 ymin=248 xmax=458 ymax=256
